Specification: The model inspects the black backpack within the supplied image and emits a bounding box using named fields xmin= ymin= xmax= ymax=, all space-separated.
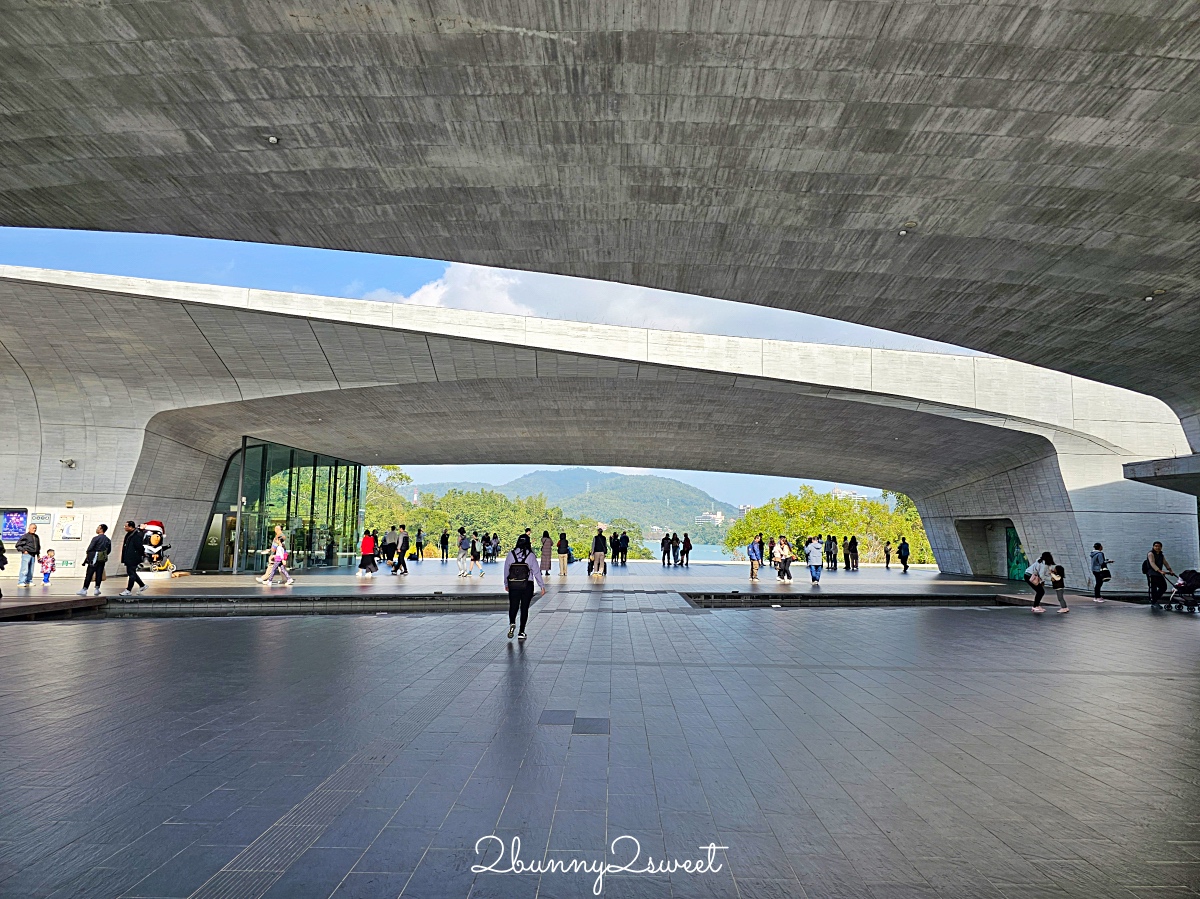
xmin=507 ymin=548 xmax=532 ymax=590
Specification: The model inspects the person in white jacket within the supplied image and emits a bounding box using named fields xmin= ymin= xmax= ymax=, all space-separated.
xmin=1025 ymin=552 xmax=1055 ymax=613
xmin=503 ymin=533 xmax=546 ymax=640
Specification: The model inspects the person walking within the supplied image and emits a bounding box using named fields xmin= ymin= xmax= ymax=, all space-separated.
xmin=455 ymin=527 xmax=470 ymax=576
xmin=1049 ymin=564 xmax=1070 ymax=613
xmin=780 ymin=536 xmax=795 ymax=582
xmin=884 ymin=540 xmax=892 ymax=570
xmin=259 ymin=534 xmax=295 ymax=585
xmin=591 ymin=528 xmax=608 ymax=577
xmin=14 ymin=523 xmax=40 ymax=587
xmin=382 ymin=526 xmax=399 ymax=565
xmin=747 ymin=534 xmax=763 ymax=580
xmin=77 ymin=523 xmax=111 ymax=596
xmin=556 ymin=532 xmax=570 ymax=576
xmin=118 ymin=520 xmax=147 ymax=597
xmin=1025 ymin=551 xmax=1054 ymax=613
xmin=767 ymin=537 xmax=777 ymax=571
xmin=469 ymin=531 xmax=484 ymax=577
xmin=1089 ymin=543 xmax=1110 ymax=602
xmin=540 ymin=530 xmax=553 ymax=576
xmin=504 ymin=533 xmax=546 ymax=641
xmin=848 ymin=535 xmax=859 ymax=571
xmin=392 ymin=524 xmax=410 ymax=575
xmin=680 ymin=533 xmax=692 ymax=567
xmin=660 ymin=534 xmax=671 ymax=566
xmin=415 ymin=527 xmax=425 ymax=562
xmin=1145 ymin=541 xmax=1175 ymax=607
xmin=440 ymin=528 xmax=450 ymax=562
xmin=805 ymin=536 xmax=824 ymax=583
xmin=357 ymin=530 xmax=377 ymax=578
xmin=897 ymin=537 xmax=910 ymax=573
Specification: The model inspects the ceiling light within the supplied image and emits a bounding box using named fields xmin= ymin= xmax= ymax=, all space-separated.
xmin=1144 ymin=295 xmax=1154 ymax=301
xmin=266 ymin=135 xmax=279 ymax=144
xmin=1154 ymin=288 xmax=1166 ymax=295
xmin=899 ymin=220 xmax=918 ymax=235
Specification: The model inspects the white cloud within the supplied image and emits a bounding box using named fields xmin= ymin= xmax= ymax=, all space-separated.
xmin=364 ymin=263 xmax=535 ymax=316
xmin=361 ymin=262 xmax=981 ymax=355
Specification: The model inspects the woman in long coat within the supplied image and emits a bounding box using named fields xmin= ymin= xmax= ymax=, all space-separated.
xmin=540 ymin=531 xmax=554 ymax=575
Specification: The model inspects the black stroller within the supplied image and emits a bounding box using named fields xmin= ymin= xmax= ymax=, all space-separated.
xmin=1167 ymin=570 xmax=1200 ymax=613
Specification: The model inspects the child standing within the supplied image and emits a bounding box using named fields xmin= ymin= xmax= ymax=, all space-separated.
xmin=1050 ymin=565 xmax=1070 ymax=614
xmin=39 ymin=549 xmax=56 ymax=584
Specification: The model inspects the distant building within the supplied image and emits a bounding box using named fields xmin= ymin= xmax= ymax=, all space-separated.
xmin=736 ymin=504 xmax=752 ymax=520
xmin=830 ymin=487 xmax=863 ymax=499
xmin=695 ymin=510 xmax=725 ymax=526
xmin=649 ymin=525 xmax=667 ymax=536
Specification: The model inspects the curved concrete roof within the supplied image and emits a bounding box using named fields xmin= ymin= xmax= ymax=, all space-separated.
xmin=3 ymin=1 xmax=1199 ymax=444
xmin=0 ymin=265 xmax=1193 ymax=584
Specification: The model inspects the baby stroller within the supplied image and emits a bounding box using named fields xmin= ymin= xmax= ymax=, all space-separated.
xmin=141 ymin=520 xmax=175 ymax=572
xmin=1167 ymin=570 xmax=1200 ymax=613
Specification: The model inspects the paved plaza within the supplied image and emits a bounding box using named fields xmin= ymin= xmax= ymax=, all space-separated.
xmin=2 ymin=589 xmax=1198 ymax=898
xmin=0 ymin=562 xmax=1035 ymax=621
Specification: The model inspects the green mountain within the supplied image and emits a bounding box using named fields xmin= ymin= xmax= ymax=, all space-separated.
xmin=412 ymin=481 xmax=492 ymax=498
xmin=499 ymin=468 xmax=622 ymax=504
xmin=559 ymin=475 xmax=738 ymax=543
xmin=411 ymin=468 xmax=738 ymax=543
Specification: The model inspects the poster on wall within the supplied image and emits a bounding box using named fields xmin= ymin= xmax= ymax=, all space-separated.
xmin=1 ymin=510 xmax=28 ymax=541
xmin=29 ymin=512 xmax=54 ymax=529
xmin=53 ymin=514 xmax=84 ymax=540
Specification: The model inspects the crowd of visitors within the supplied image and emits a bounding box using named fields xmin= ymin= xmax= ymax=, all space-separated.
xmin=744 ymin=532 xmax=910 ymax=584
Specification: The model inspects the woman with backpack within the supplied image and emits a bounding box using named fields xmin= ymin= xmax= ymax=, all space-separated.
xmin=1089 ymin=542 xmax=1110 ymax=602
xmin=469 ymin=531 xmax=484 ymax=577
xmin=504 ymin=533 xmax=546 ymax=640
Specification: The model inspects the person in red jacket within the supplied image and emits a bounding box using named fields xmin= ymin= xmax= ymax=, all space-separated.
xmin=357 ymin=530 xmax=378 ymax=578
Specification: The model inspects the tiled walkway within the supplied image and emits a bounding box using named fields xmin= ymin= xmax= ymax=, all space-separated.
xmin=1 ymin=592 xmax=1197 ymax=898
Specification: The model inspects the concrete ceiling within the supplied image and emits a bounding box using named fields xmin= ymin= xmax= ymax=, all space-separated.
xmin=3 ymin=0 xmax=1199 ymax=436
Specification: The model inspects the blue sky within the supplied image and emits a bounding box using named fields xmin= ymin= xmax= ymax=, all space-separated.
xmin=0 ymin=226 xmax=973 ymax=506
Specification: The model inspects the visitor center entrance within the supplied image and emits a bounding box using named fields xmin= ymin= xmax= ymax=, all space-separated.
xmin=195 ymin=439 xmax=366 ymax=573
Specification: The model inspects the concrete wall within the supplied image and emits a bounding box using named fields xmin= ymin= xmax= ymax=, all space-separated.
xmin=0 ymin=267 xmax=1195 ymax=588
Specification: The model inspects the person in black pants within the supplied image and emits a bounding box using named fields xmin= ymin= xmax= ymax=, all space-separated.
xmin=1146 ymin=541 xmax=1175 ymax=607
xmin=439 ymin=529 xmax=450 ymax=561
xmin=118 ymin=521 xmax=146 ymax=597
xmin=392 ymin=525 xmax=410 ymax=575
xmin=503 ymin=533 xmax=545 ymax=640
xmin=77 ymin=523 xmax=112 ymax=596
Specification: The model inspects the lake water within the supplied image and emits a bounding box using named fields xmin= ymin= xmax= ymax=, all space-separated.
xmin=642 ymin=543 xmax=732 ymax=562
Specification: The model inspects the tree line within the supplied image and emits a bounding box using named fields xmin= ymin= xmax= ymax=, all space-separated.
xmin=723 ymin=486 xmax=933 ymax=563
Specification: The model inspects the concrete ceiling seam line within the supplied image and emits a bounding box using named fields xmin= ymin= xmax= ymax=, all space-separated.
xmin=0 ymin=267 xmax=1194 ymax=591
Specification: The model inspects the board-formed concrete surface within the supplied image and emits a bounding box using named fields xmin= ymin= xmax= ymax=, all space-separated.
xmin=0 ymin=266 xmax=1195 ymax=593
xmin=1 ymin=596 xmax=1198 ymax=898
xmin=2 ymin=0 xmax=1199 ymax=454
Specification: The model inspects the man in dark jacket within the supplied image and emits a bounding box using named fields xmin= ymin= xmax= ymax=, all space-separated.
xmin=77 ymin=523 xmax=112 ymax=596
xmin=619 ymin=531 xmax=629 ymax=564
xmin=119 ymin=520 xmax=147 ymax=597
xmin=14 ymin=523 xmax=41 ymax=586
xmin=392 ymin=525 xmax=410 ymax=575
xmin=591 ymin=528 xmax=607 ymax=577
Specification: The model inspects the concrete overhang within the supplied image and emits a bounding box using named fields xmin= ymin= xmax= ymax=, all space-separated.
xmin=1124 ymin=454 xmax=1200 ymax=499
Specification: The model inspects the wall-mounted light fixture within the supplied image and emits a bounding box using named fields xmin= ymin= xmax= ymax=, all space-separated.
xmin=60 ymin=458 xmax=76 ymax=469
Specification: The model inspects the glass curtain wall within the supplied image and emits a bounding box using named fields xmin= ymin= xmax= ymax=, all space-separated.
xmin=196 ymin=439 xmax=365 ymax=573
